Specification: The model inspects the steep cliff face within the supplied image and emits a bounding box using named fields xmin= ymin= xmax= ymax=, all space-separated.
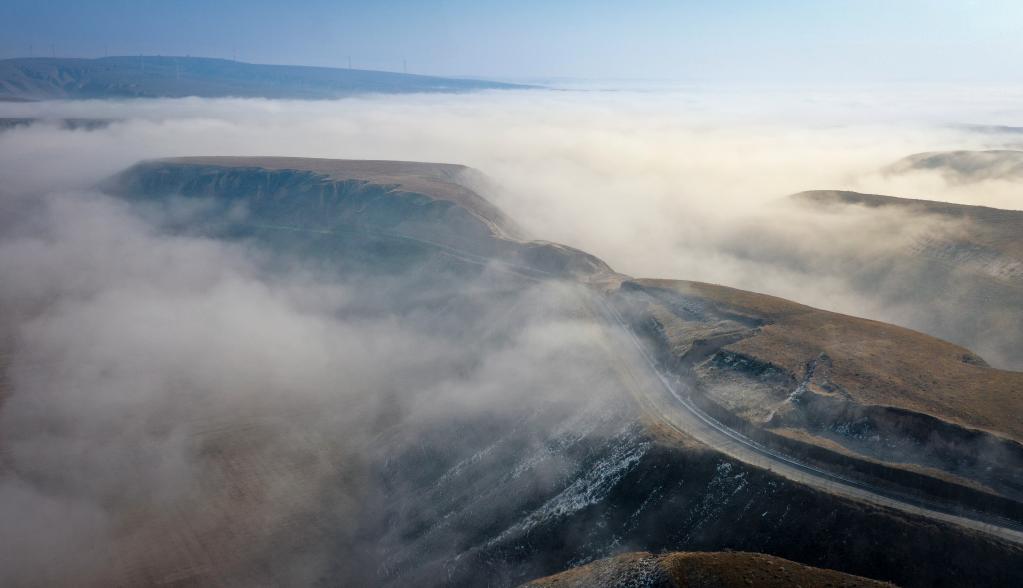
xmin=108 ymin=157 xmax=613 ymax=281
xmin=381 ymin=429 xmax=1022 ymax=587
xmin=110 ymin=158 xmax=516 ymax=248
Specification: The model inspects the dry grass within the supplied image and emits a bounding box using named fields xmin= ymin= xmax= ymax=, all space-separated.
xmin=521 ymin=551 xmax=895 ymax=587
xmin=796 ymin=190 xmax=1023 ymax=270
xmin=662 ymin=551 xmax=895 ymax=588
xmin=636 ymin=279 xmax=1023 ymax=443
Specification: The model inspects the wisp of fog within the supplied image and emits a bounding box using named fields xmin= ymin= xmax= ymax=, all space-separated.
xmin=2 ymin=85 xmax=1021 ymax=364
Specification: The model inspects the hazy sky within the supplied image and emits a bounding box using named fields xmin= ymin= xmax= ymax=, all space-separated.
xmin=1 ymin=0 xmax=1022 ymax=81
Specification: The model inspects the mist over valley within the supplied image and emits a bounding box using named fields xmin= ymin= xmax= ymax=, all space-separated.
xmin=2 ymin=3 xmax=1023 ymax=586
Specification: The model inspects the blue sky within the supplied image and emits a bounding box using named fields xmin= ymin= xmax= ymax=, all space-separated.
xmin=1 ymin=0 xmax=1021 ymax=81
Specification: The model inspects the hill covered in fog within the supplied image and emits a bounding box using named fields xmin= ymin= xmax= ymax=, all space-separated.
xmin=792 ymin=189 xmax=1023 ymax=370
xmin=3 ymin=156 xmax=1005 ymax=587
xmin=886 ymin=150 xmax=1023 ymax=184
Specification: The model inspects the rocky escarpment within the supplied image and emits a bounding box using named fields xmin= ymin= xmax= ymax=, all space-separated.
xmin=108 ymin=157 xmax=614 ymax=281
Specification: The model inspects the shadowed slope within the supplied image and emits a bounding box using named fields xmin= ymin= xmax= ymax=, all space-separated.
xmin=143 ymin=156 xmax=522 ymax=239
xmin=108 ymin=157 xmax=612 ymax=280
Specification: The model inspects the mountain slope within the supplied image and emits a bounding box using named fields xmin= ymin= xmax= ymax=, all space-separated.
xmin=796 ymin=190 xmax=1023 ymax=277
xmin=0 ymin=56 xmax=526 ymax=100
xmin=3 ymin=158 xmax=1021 ymax=587
xmin=110 ymin=157 xmax=612 ymax=280
xmin=612 ymin=278 xmax=1023 ymax=509
xmin=792 ymin=189 xmax=1023 ymax=370
xmin=110 ymin=158 xmax=1023 ymax=584
xmin=521 ymin=551 xmax=895 ymax=588
xmin=886 ymin=150 xmax=1023 ymax=183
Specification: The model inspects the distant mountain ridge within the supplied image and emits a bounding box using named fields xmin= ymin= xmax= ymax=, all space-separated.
xmin=0 ymin=56 xmax=528 ymax=100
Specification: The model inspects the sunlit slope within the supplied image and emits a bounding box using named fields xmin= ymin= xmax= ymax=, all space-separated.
xmin=616 ymin=278 xmax=1023 ymax=502
xmin=521 ymin=551 xmax=895 ymax=588
xmin=0 ymin=56 xmax=526 ymax=100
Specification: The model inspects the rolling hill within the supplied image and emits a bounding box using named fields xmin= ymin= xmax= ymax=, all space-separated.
xmin=791 ymin=189 xmax=1023 ymax=370
xmin=886 ymin=150 xmax=1023 ymax=183
xmin=797 ymin=190 xmax=1023 ymax=282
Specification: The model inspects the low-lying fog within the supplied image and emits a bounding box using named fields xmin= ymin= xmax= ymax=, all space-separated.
xmin=2 ymin=85 xmax=1020 ymax=366
xmin=0 ymin=185 xmax=632 ymax=584
xmin=1 ymin=83 xmax=1022 ymax=584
